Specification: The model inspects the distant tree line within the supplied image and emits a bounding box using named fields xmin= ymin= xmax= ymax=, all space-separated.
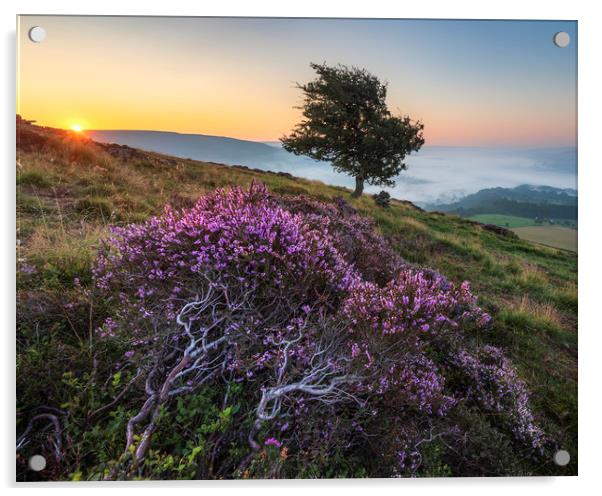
xmin=451 ymin=199 xmax=577 ymax=221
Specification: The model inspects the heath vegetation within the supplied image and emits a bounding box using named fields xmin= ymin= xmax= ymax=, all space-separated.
xmin=16 ymin=118 xmax=577 ymax=479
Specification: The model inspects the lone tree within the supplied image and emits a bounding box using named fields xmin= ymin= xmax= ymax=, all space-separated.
xmin=282 ymin=63 xmax=425 ymax=198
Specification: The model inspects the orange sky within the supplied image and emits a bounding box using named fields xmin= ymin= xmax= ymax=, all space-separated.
xmin=17 ymin=16 xmax=577 ymax=146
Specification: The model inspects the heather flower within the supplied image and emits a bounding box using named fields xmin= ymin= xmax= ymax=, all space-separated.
xmin=341 ymin=269 xmax=489 ymax=338
xmin=277 ymin=195 xmax=405 ymax=285
xmin=18 ymin=261 xmax=37 ymax=275
xmin=94 ymin=183 xmax=357 ymax=341
xmin=265 ymin=437 xmax=282 ymax=448
xmin=90 ymin=182 xmax=545 ymax=473
xmin=449 ymin=345 xmax=544 ymax=449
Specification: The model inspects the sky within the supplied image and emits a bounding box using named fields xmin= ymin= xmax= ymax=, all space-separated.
xmin=17 ymin=16 xmax=577 ymax=147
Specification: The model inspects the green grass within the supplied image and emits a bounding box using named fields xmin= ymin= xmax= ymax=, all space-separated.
xmin=17 ymin=169 xmax=53 ymax=188
xmin=468 ymin=214 xmax=537 ymax=228
xmin=16 ymin=122 xmax=578 ymax=477
xmin=468 ymin=214 xmax=578 ymax=252
xmin=512 ymin=226 xmax=577 ymax=252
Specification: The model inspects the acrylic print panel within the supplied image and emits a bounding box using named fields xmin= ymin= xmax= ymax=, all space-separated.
xmin=16 ymin=16 xmax=577 ymax=481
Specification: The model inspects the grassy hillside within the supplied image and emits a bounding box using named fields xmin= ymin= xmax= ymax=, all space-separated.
xmin=16 ymin=120 xmax=577 ymax=478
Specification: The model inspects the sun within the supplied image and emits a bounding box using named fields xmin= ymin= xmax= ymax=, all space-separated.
xmin=70 ymin=124 xmax=83 ymax=132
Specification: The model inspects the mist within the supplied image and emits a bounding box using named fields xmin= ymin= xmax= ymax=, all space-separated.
xmin=86 ymin=130 xmax=576 ymax=206
xmin=259 ymin=145 xmax=577 ymax=206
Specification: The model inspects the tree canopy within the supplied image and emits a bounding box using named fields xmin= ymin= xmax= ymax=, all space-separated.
xmin=281 ymin=63 xmax=425 ymax=197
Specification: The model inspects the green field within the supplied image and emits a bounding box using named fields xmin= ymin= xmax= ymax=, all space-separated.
xmin=512 ymin=226 xmax=578 ymax=252
xmin=468 ymin=214 xmax=537 ymax=228
xmin=469 ymin=214 xmax=578 ymax=251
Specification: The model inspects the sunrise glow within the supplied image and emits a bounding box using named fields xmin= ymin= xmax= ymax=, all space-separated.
xmin=17 ymin=17 xmax=576 ymax=147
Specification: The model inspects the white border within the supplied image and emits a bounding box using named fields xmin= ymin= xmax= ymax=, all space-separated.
xmin=3 ymin=1 xmax=601 ymax=495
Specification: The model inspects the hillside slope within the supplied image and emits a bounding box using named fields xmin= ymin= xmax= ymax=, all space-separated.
xmin=16 ymin=120 xmax=577 ymax=478
xmin=85 ymin=129 xmax=283 ymax=166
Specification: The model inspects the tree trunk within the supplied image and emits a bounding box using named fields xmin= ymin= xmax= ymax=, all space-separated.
xmin=352 ymin=176 xmax=364 ymax=198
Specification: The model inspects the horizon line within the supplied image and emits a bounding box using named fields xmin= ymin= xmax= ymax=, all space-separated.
xmin=20 ymin=117 xmax=575 ymax=150
xmin=82 ymin=128 xmax=576 ymax=150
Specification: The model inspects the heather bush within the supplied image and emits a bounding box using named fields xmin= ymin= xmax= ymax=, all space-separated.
xmin=93 ymin=183 xmax=362 ymax=469
xmin=89 ymin=183 xmax=545 ymax=478
xmin=449 ymin=346 xmax=544 ymax=449
xmin=277 ymin=195 xmax=404 ymax=285
xmin=94 ymin=183 xmax=355 ymax=339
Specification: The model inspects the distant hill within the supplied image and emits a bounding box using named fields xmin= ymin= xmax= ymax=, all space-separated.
xmin=85 ymin=130 xmax=284 ymax=167
xmin=428 ymin=184 xmax=578 ymax=221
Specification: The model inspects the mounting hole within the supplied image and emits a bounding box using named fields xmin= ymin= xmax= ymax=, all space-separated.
xmin=28 ymin=26 xmax=46 ymax=43
xmin=553 ymin=32 xmax=570 ymax=48
xmin=28 ymin=454 xmax=47 ymax=471
xmin=554 ymin=449 xmax=570 ymax=466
